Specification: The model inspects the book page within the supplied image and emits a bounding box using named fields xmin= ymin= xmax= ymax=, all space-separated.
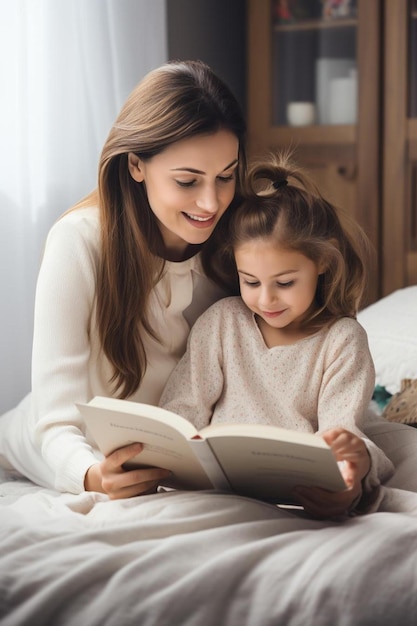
xmin=78 ymin=398 xmax=213 ymax=490
xmin=200 ymin=422 xmax=330 ymax=447
xmin=206 ymin=433 xmax=346 ymax=502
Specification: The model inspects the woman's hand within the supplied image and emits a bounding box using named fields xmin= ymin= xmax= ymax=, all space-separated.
xmin=292 ymin=427 xmax=371 ymax=519
xmin=84 ymin=443 xmax=171 ymax=499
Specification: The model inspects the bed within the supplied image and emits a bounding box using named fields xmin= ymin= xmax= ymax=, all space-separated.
xmin=1 ymin=287 xmax=417 ymax=625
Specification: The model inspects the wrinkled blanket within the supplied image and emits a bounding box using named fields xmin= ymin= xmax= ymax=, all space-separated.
xmin=1 ymin=463 xmax=417 ymax=626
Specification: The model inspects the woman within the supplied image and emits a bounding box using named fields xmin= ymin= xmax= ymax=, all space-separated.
xmin=0 ymin=59 xmax=246 ymax=499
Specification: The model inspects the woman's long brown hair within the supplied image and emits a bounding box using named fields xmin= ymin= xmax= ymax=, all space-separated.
xmin=74 ymin=60 xmax=246 ymax=398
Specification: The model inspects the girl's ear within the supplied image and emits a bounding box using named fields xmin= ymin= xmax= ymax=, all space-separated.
xmin=128 ymin=152 xmax=145 ymax=182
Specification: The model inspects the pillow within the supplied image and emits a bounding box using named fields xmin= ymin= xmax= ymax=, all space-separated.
xmin=357 ymin=286 xmax=417 ymax=395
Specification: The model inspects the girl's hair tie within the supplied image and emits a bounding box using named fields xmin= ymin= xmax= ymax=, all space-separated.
xmin=272 ymin=179 xmax=288 ymax=189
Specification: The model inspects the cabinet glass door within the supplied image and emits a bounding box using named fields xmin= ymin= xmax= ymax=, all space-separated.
xmin=271 ymin=0 xmax=358 ymax=127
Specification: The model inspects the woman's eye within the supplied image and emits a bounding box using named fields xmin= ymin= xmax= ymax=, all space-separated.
xmin=277 ymin=281 xmax=294 ymax=288
xmin=244 ymin=281 xmax=260 ymax=288
xmin=176 ymin=180 xmax=196 ymax=188
xmin=217 ymin=174 xmax=235 ymax=184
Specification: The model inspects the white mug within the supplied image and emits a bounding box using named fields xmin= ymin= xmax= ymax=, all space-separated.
xmin=286 ymin=102 xmax=316 ymax=127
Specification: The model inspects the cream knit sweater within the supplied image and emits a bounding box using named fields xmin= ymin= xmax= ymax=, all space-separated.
xmin=0 ymin=206 xmax=225 ymax=493
xmin=161 ymin=297 xmax=394 ymax=501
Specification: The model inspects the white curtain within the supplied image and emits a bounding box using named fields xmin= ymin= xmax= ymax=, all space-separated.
xmin=0 ymin=0 xmax=168 ymax=413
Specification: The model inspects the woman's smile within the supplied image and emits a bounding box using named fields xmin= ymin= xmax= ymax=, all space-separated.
xmin=182 ymin=212 xmax=217 ymax=227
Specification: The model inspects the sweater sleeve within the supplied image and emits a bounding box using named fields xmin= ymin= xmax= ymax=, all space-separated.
xmin=31 ymin=213 xmax=102 ymax=493
xmin=160 ymin=303 xmax=225 ymax=430
xmin=317 ymin=320 xmax=394 ymax=508
xmin=317 ymin=320 xmax=376 ymax=433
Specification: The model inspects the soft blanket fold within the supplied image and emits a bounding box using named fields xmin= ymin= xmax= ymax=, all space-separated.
xmin=1 ymin=470 xmax=417 ymax=626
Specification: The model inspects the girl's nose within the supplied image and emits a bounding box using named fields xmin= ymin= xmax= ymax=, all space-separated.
xmin=259 ymin=286 xmax=276 ymax=307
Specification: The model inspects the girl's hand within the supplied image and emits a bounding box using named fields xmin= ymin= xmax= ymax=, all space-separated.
xmin=293 ymin=427 xmax=371 ymax=519
xmin=84 ymin=443 xmax=171 ymax=499
xmin=322 ymin=427 xmax=371 ymax=488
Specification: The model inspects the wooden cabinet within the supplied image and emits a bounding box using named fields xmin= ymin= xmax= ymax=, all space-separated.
xmin=382 ymin=0 xmax=417 ymax=295
xmin=247 ymin=0 xmax=417 ymax=303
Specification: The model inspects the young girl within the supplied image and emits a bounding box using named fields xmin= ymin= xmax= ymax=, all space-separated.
xmin=0 ymin=60 xmax=246 ymax=499
xmin=160 ymin=153 xmax=394 ymax=518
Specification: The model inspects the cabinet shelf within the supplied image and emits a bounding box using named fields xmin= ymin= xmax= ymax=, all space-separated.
xmin=268 ymin=125 xmax=356 ymax=146
xmin=274 ymin=18 xmax=357 ymax=32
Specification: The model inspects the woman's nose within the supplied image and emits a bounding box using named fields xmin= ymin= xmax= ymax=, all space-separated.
xmin=195 ymin=185 xmax=219 ymax=213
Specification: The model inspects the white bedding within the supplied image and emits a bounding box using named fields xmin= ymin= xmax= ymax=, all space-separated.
xmin=357 ymin=286 xmax=417 ymax=394
xmin=1 ymin=448 xmax=417 ymax=626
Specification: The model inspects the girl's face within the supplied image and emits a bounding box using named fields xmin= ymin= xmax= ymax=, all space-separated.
xmin=128 ymin=130 xmax=239 ymax=260
xmin=235 ymin=238 xmax=323 ymax=338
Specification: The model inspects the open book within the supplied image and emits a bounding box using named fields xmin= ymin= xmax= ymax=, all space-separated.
xmin=78 ymin=396 xmax=346 ymax=503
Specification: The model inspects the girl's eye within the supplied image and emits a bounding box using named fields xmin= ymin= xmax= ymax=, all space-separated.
xmin=277 ymin=280 xmax=294 ymax=288
xmin=175 ymin=180 xmax=196 ymax=188
xmin=243 ymin=280 xmax=260 ymax=288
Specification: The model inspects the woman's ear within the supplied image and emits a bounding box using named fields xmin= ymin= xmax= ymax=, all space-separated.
xmin=318 ymin=261 xmax=327 ymax=275
xmin=318 ymin=239 xmax=339 ymax=274
xmin=317 ymin=254 xmax=330 ymax=275
xmin=128 ymin=152 xmax=145 ymax=183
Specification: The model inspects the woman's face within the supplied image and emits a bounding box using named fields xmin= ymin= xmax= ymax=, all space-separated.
xmin=128 ymin=129 xmax=239 ymax=260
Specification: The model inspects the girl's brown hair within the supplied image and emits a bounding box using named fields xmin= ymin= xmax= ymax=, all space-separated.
xmin=74 ymin=60 xmax=246 ymax=397
xmin=218 ymin=152 xmax=372 ymax=329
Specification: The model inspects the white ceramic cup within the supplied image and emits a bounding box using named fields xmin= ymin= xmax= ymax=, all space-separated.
xmin=286 ymin=101 xmax=316 ymax=127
